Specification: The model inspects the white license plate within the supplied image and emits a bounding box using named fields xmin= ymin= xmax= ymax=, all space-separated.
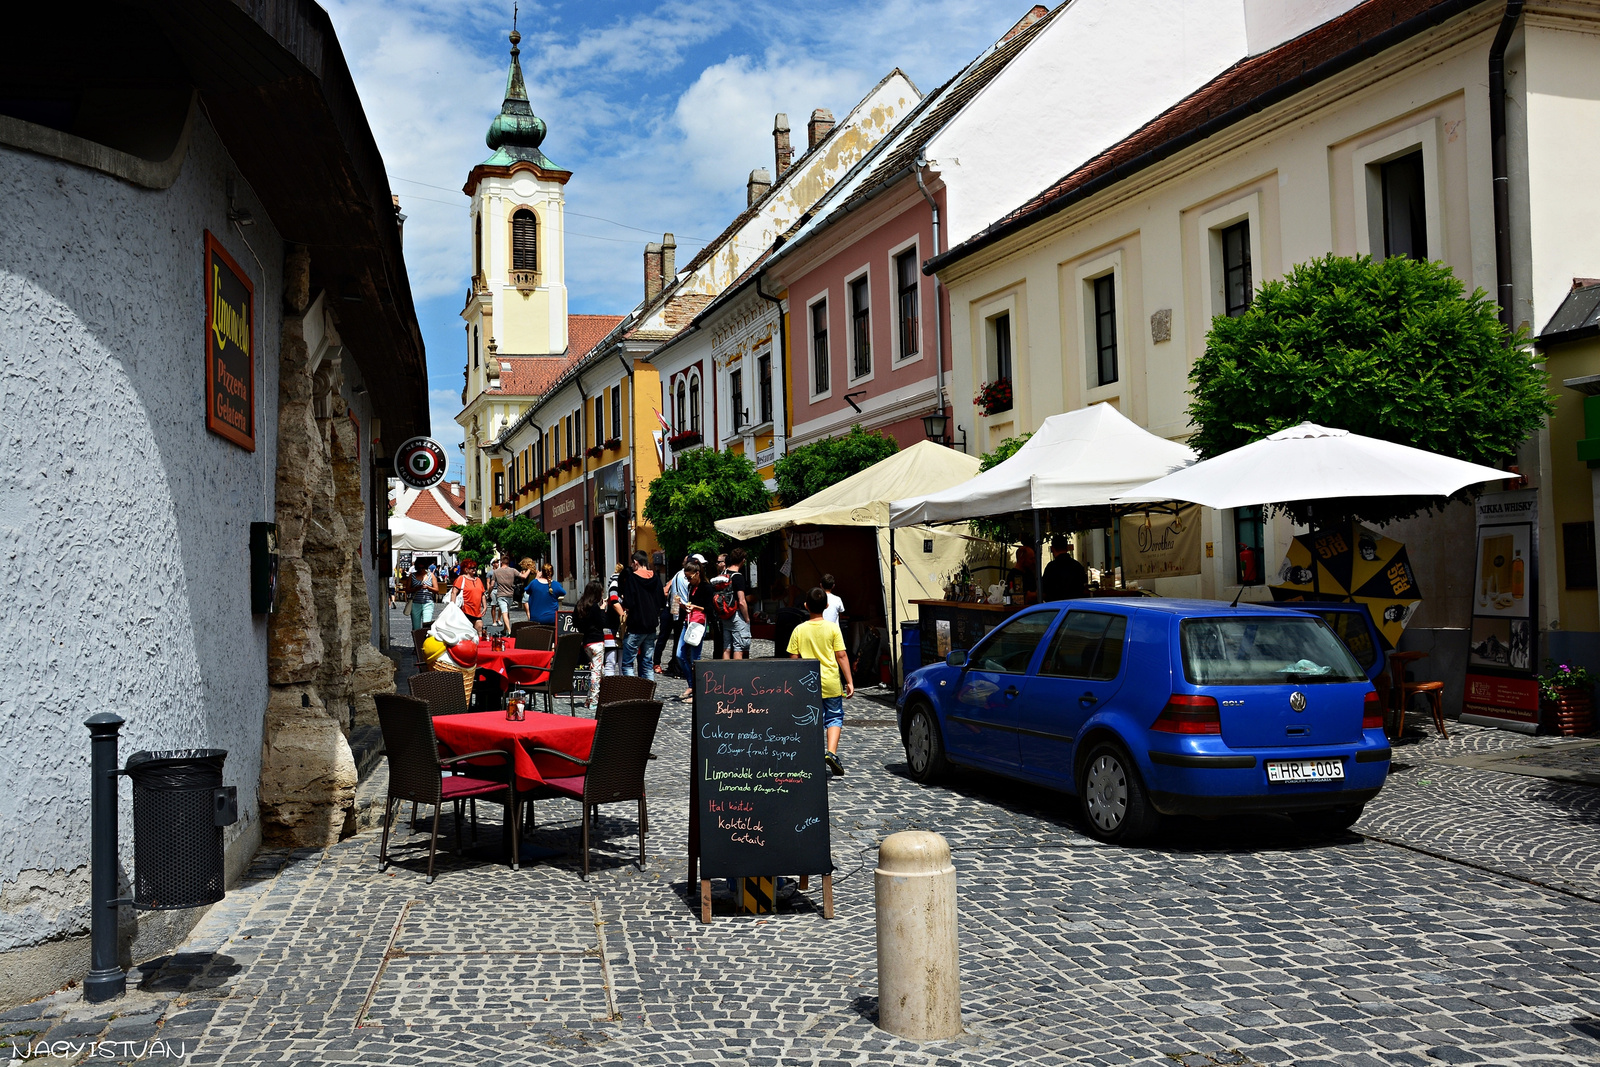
xmin=1265 ymin=758 xmax=1345 ymax=783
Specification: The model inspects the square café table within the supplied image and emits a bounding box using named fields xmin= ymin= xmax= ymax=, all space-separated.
xmin=432 ymin=710 xmax=597 ymax=865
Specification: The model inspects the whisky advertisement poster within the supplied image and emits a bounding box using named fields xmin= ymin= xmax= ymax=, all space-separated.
xmin=1463 ymin=489 xmax=1539 ymax=729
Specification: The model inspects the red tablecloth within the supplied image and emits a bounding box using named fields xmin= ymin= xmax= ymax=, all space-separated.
xmin=432 ymin=711 xmax=595 ymax=789
xmin=471 ymin=644 xmax=551 ymax=685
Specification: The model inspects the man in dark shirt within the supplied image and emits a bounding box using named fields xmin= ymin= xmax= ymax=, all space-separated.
xmin=1040 ymin=536 xmax=1090 ymax=602
xmin=619 ymin=551 xmax=664 ymax=677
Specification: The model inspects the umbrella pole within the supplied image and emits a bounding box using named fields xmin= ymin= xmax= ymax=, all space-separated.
xmin=1308 ymin=503 xmax=1319 ymax=598
xmin=1032 ymin=511 xmax=1042 ymax=602
xmin=889 ymin=526 xmax=899 ymax=690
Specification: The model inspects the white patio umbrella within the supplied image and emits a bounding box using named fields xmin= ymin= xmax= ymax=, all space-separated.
xmin=1112 ymin=423 xmax=1509 ymax=508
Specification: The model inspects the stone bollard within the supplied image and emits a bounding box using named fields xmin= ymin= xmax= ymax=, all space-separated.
xmin=875 ymin=831 xmax=961 ymax=1041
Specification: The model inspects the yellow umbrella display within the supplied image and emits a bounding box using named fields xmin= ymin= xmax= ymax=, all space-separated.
xmin=1270 ymin=523 xmax=1421 ymax=649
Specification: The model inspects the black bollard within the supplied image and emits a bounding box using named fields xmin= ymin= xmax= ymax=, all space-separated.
xmin=84 ymin=712 xmax=126 ymax=1003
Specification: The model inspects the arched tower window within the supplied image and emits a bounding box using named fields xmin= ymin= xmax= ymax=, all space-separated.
xmin=675 ymin=380 xmax=687 ymax=433
xmin=512 ymin=209 xmax=538 ymax=272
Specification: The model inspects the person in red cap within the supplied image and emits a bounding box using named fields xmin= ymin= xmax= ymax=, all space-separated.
xmin=451 ymin=558 xmax=488 ymax=637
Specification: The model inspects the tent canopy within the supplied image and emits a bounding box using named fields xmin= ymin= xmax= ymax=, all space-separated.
xmin=1113 ymin=422 xmax=1508 ymax=509
xmin=716 ymin=439 xmax=980 ymax=540
xmin=889 ymin=405 xmax=1196 ymax=528
xmin=389 ymin=514 xmax=462 ymax=552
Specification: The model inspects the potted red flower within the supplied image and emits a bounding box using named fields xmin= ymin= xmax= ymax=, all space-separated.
xmin=1538 ymin=659 xmax=1595 ymax=736
xmin=974 ymin=377 xmax=1013 ymax=416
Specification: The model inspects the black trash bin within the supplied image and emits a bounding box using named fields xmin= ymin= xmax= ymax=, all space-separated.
xmin=124 ymin=749 xmax=235 ymax=910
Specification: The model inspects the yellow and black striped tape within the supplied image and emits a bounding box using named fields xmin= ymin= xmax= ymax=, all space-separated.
xmin=737 ymin=877 xmax=775 ymax=914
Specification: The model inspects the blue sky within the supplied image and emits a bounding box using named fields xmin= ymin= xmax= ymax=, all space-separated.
xmin=320 ymin=0 xmax=1031 ymax=444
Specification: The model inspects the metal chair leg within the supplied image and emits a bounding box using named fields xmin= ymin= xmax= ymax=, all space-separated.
xmin=426 ymin=804 xmax=442 ymax=885
xmin=581 ymin=801 xmax=590 ymax=880
xmin=379 ymin=794 xmax=395 ymax=870
xmin=509 ymin=787 xmax=520 ymax=872
xmin=638 ymin=797 xmax=646 ymax=869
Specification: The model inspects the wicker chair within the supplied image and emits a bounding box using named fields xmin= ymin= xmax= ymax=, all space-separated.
xmin=529 ymin=633 xmax=585 ymax=715
xmin=597 ymin=676 xmax=657 ymax=706
xmin=512 ymin=623 xmax=555 ymax=651
xmin=408 ymin=671 xmax=471 ymax=716
xmin=411 ymin=628 xmax=431 ymax=670
xmin=526 ymin=699 xmax=662 ymax=878
xmin=375 ymin=693 xmax=519 ymax=884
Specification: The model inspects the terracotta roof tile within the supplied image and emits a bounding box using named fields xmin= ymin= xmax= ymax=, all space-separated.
xmin=569 ymin=314 xmax=626 ymax=359
xmin=484 ymin=314 xmax=625 ymax=398
xmin=404 ymin=491 xmax=459 ymax=529
xmin=937 ymin=0 xmax=1464 ymax=270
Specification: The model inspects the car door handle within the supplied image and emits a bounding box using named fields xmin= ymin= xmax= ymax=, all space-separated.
xmin=1079 ymin=692 xmax=1097 ymax=707
xmin=1004 ymin=686 xmax=1020 ymax=698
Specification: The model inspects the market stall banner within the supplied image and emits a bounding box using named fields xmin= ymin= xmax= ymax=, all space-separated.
xmin=204 ymin=231 xmax=255 ymax=450
xmin=1270 ymin=523 xmax=1421 ymax=649
xmin=1124 ymin=505 xmax=1201 ymax=581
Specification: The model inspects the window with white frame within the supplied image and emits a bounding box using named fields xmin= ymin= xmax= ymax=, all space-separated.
xmin=611 ymin=385 xmax=621 ymax=443
xmin=1092 ymin=274 xmax=1118 ymax=386
xmin=849 ymin=274 xmax=871 ymax=379
xmin=1353 ymin=118 xmax=1441 ymax=264
xmin=594 ymin=394 xmax=605 ymax=446
xmin=1380 ymin=151 xmax=1427 ymax=260
xmin=688 ymin=371 xmax=701 ymax=433
xmin=757 ymin=352 xmax=773 ymax=425
xmin=895 ymin=247 xmax=919 ymax=360
xmin=810 ymin=297 xmax=829 ymax=395
xmin=1221 ymin=220 xmax=1252 ymax=317
xmin=986 ymin=312 xmax=1013 ymax=414
xmin=675 ymin=379 xmax=687 ymax=433
xmin=511 ymin=208 xmax=538 ymax=272
xmin=729 ymin=367 xmax=745 ymax=433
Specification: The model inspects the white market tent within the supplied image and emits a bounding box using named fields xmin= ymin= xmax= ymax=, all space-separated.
xmin=888 ymin=404 xmax=1197 ymax=527
xmin=390 ymin=514 xmax=462 ymax=553
xmin=1112 ymin=422 xmax=1509 ymax=508
xmin=715 ymin=439 xmax=981 ymax=625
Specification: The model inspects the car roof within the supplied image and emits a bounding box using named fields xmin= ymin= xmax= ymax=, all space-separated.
xmin=1037 ymin=597 xmax=1321 ymax=618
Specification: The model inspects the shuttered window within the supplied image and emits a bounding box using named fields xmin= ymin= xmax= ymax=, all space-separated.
xmin=512 ymin=209 xmax=538 ymax=271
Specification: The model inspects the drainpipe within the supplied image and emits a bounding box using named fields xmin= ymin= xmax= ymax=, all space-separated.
xmin=1489 ymin=0 xmax=1524 ymax=331
xmin=576 ymin=367 xmax=592 ymax=583
xmin=615 ymin=348 xmax=638 ymax=550
xmin=915 ymin=153 xmax=952 ymax=448
xmin=536 ymin=420 xmax=547 ymax=557
xmin=755 ymin=272 xmax=788 ymax=464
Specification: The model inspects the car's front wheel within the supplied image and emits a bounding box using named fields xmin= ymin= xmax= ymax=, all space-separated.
xmin=904 ymin=704 xmax=948 ymax=783
xmin=1078 ymin=742 xmax=1160 ymax=844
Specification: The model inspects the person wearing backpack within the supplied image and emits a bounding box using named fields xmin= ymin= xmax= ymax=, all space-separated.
xmin=718 ymin=546 xmax=752 ymax=659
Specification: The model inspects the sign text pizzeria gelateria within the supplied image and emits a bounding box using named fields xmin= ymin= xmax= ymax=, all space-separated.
xmin=205 ymin=231 xmax=255 ymax=450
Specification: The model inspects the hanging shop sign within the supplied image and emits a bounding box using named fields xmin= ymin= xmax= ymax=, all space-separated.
xmin=394 ymin=437 xmax=449 ymax=490
xmin=204 ymin=232 xmax=255 ymax=450
xmin=1124 ymin=504 xmax=1201 ymax=581
xmin=1462 ymin=489 xmax=1540 ymax=731
xmin=789 ymin=530 xmax=825 ymax=551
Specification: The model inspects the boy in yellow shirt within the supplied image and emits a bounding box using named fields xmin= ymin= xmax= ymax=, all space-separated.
xmin=786 ymin=586 xmax=854 ymax=776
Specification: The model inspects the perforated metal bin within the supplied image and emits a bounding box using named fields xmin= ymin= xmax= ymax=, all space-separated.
xmin=124 ymin=749 xmax=236 ymax=910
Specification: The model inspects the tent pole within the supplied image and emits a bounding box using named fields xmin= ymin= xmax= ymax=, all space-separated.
xmin=889 ymin=526 xmax=899 ymax=691
xmin=1032 ymin=511 xmax=1042 ymax=603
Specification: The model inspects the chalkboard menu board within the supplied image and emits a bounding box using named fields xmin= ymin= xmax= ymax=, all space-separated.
xmin=691 ymin=660 xmax=832 ymax=885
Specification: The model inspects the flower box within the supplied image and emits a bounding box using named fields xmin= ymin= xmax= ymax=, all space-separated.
xmin=1540 ymin=687 xmax=1595 ymax=736
xmin=585 ymin=444 xmax=605 ymax=458
xmin=667 ymin=430 xmax=702 ymax=449
xmin=974 ymin=377 xmax=1013 ymax=416
xmin=606 ymin=436 xmax=622 ymax=450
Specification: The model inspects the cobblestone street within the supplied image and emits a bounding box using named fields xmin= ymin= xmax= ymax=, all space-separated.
xmin=7 ymin=627 xmax=1600 ymax=1065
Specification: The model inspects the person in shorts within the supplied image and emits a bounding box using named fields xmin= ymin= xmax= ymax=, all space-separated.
xmin=720 ymin=546 xmax=751 ymax=659
xmin=787 ymin=585 xmax=853 ymax=776
xmin=490 ymin=556 xmax=518 ymax=634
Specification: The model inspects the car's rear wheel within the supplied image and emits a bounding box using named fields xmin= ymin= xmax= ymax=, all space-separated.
xmin=904 ymin=704 xmax=947 ymax=783
xmin=1079 ymin=742 xmax=1159 ymax=844
xmin=1292 ymin=804 xmax=1365 ymax=835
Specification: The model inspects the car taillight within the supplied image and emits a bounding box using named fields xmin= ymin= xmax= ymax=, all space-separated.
xmin=1362 ymin=689 xmax=1384 ymax=730
xmin=1152 ymin=693 xmax=1221 ymax=734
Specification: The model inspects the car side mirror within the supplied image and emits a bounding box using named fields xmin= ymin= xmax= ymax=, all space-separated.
xmin=945 ymin=649 xmax=967 ymax=668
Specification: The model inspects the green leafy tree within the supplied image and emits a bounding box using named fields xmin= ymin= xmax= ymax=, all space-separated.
xmin=1188 ymin=254 xmax=1552 ymax=526
xmin=969 ymin=434 xmax=1032 ymax=542
xmin=450 ymin=515 xmax=550 ymax=567
xmin=643 ymin=448 xmax=772 ymax=564
xmin=773 ymin=424 xmax=899 ymax=507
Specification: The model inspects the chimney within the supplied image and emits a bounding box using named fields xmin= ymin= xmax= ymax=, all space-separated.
xmin=773 ymin=113 xmax=793 ymax=176
xmin=392 ymin=193 xmax=406 ymax=246
xmin=807 ymin=108 xmax=835 ymax=150
xmin=661 ymin=233 xmax=676 ymax=282
xmin=644 ymin=241 xmax=664 ymax=302
xmin=1001 ymin=5 xmax=1050 ymax=43
xmin=747 ymin=168 xmax=772 ymax=207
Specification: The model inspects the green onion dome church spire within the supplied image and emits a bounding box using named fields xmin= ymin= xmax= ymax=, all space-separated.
xmin=483 ymin=18 xmax=559 ymax=169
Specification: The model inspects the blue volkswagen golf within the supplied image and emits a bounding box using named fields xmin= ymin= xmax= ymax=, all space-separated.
xmin=897 ymin=599 xmax=1392 ymax=844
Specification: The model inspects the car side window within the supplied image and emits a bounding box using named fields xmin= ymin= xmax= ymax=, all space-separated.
xmin=1040 ymin=611 xmax=1127 ymax=681
xmin=970 ymin=611 xmax=1058 ymax=674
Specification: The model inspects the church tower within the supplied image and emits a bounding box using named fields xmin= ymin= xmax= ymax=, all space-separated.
xmin=457 ymin=20 xmax=572 ymax=520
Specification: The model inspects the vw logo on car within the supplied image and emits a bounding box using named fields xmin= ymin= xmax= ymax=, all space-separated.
xmin=1290 ymin=691 xmax=1307 ymax=712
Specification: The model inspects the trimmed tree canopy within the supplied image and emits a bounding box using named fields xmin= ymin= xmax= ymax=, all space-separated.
xmin=451 ymin=515 xmax=549 ymax=566
xmin=773 ymin=425 xmax=899 ymax=507
xmin=1188 ymin=254 xmax=1551 ymax=526
xmin=643 ymin=447 xmax=771 ymax=564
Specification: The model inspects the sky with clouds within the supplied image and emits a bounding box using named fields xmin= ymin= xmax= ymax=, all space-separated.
xmin=319 ymin=0 xmax=1030 ymax=444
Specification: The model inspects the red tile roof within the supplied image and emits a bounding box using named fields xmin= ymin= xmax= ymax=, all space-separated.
xmin=404 ymin=489 xmax=461 ymax=529
xmin=931 ymin=0 xmax=1470 ymax=273
xmin=569 ymin=314 xmax=625 ymax=360
xmin=485 ymin=314 xmax=626 ymax=398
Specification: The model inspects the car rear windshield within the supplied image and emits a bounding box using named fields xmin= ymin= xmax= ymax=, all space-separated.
xmin=1180 ymin=616 xmax=1367 ymax=685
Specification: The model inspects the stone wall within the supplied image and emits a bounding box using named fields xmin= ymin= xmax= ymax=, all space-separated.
xmin=260 ymin=252 xmax=394 ymax=848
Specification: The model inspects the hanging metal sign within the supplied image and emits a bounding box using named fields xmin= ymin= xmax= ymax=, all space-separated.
xmin=394 ymin=437 xmax=449 ymax=490
xmin=204 ymin=232 xmax=255 ymax=450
